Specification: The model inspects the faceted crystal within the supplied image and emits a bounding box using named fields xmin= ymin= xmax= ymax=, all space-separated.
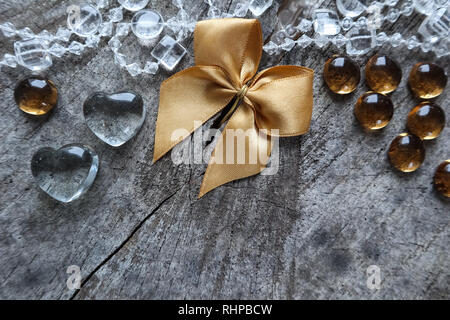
xmin=68 ymin=41 xmax=85 ymax=55
xmin=375 ymin=32 xmax=388 ymax=46
xmin=31 ymin=144 xmax=99 ymax=203
xmin=355 ymin=16 xmax=367 ymax=29
xmin=14 ymin=38 xmax=52 ymax=71
xmin=151 ymin=35 xmax=187 ymax=71
xmin=332 ymin=34 xmax=348 ymax=47
xmin=346 ymin=27 xmax=374 ymax=55
xmin=418 ymin=7 xmax=450 ymax=44
xmin=108 ymin=7 xmax=124 ymax=22
xmin=85 ymin=34 xmax=101 ymax=48
xmin=131 ymin=10 xmax=164 ymax=40
xmin=94 ymin=0 xmax=109 ymax=9
xmin=18 ymin=27 xmax=35 ymax=40
xmin=408 ymin=62 xmax=447 ymax=99
xmin=388 ymin=133 xmax=425 ymax=173
xmin=2 ymin=54 xmax=17 ymax=68
xmin=116 ymin=23 xmax=130 ymax=37
xmin=230 ymin=1 xmax=250 ymax=17
xmin=313 ymin=9 xmax=341 ymax=36
xmin=263 ymin=41 xmax=280 ymax=55
xmin=114 ymin=52 xmax=127 ymax=67
xmin=108 ymin=37 xmax=122 ymax=51
xmin=434 ymin=160 xmax=450 ymax=198
xmin=354 ymin=92 xmax=393 ymax=130
xmin=248 ymin=0 xmax=273 ymax=17
xmin=314 ymin=35 xmax=330 ymax=48
xmin=0 ymin=22 xmax=16 ymax=37
xmin=336 ymin=0 xmax=366 ymax=18
xmin=67 ymin=4 xmax=102 ymax=37
xmin=400 ymin=0 xmax=414 ymax=16
xmin=407 ymin=102 xmax=445 ymax=140
xmin=118 ymin=0 xmax=149 ymax=11
xmin=435 ymin=39 xmax=450 ymax=58
xmin=341 ymin=17 xmax=354 ymax=31
xmin=365 ymin=54 xmax=402 ymax=94
xmin=14 ymin=76 xmax=58 ymax=115
xmin=390 ymin=33 xmax=403 ymax=47
xmin=386 ymin=8 xmax=400 ymax=23
xmin=296 ymin=35 xmax=312 ymax=48
xmin=323 ymin=55 xmax=360 ymax=94
xmin=126 ymin=63 xmax=142 ymax=77
xmin=99 ymin=22 xmax=114 ymax=37
xmin=83 ymin=91 xmax=146 ymax=147
xmin=56 ymin=27 xmax=72 ymax=42
xmin=281 ymin=38 xmax=296 ymax=51
xmin=143 ymin=61 xmax=159 ymax=74
xmin=414 ymin=0 xmax=439 ymax=16
xmin=48 ymin=43 xmax=67 ymax=57
xmin=37 ymin=30 xmax=54 ymax=42
xmin=406 ymin=35 xmax=419 ymax=49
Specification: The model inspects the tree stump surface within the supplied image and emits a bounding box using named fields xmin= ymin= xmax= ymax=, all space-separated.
xmin=0 ymin=0 xmax=448 ymax=299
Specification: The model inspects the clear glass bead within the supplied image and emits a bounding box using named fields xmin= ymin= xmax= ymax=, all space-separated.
xmin=406 ymin=35 xmax=420 ymax=49
xmin=2 ymin=53 xmax=18 ymax=68
xmin=48 ymin=43 xmax=67 ymax=57
xmin=126 ymin=63 xmax=142 ymax=76
xmin=0 ymin=22 xmax=16 ymax=37
xmin=346 ymin=27 xmax=375 ymax=55
xmin=68 ymin=41 xmax=85 ymax=55
xmin=248 ymin=0 xmax=273 ymax=17
xmin=118 ymin=0 xmax=149 ymax=11
xmin=390 ymin=32 xmax=403 ymax=47
xmin=281 ymin=38 xmax=296 ymax=51
xmin=85 ymin=34 xmax=101 ymax=48
xmin=143 ymin=61 xmax=159 ymax=74
xmin=314 ymin=35 xmax=330 ymax=48
xmin=18 ymin=27 xmax=34 ymax=40
xmin=313 ymin=9 xmax=341 ymax=36
xmin=131 ymin=10 xmax=164 ymax=40
xmin=108 ymin=37 xmax=122 ymax=51
xmin=341 ymin=17 xmax=354 ymax=31
xmin=355 ymin=16 xmax=367 ymax=29
xmin=230 ymin=1 xmax=250 ymax=17
xmin=67 ymin=4 xmax=102 ymax=37
xmin=386 ymin=8 xmax=400 ymax=23
xmin=401 ymin=0 xmax=414 ymax=16
xmin=297 ymin=34 xmax=312 ymax=48
xmin=99 ymin=22 xmax=113 ymax=37
xmin=418 ymin=7 xmax=449 ymax=44
xmin=108 ymin=7 xmax=124 ymax=23
xmin=56 ymin=27 xmax=72 ymax=42
xmin=336 ymin=0 xmax=366 ymax=18
xmin=263 ymin=41 xmax=280 ymax=55
xmin=332 ymin=34 xmax=348 ymax=47
xmin=114 ymin=52 xmax=127 ymax=67
xmin=151 ymin=35 xmax=187 ymax=71
xmin=298 ymin=18 xmax=313 ymax=32
xmin=14 ymin=38 xmax=52 ymax=71
xmin=116 ymin=23 xmax=130 ymax=37
xmin=94 ymin=0 xmax=109 ymax=9
xmin=376 ymin=32 xmax=388 ymax=46
xmin=420 ymin=40 xmax=433 ymax=52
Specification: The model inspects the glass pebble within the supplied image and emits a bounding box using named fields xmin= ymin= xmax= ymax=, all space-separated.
xmin=408 ymin=62 xmax=447 ymax=99
xmin=131 ymin=10 xmax=164 ymax=40
xmin=388 ymin=133 xmax=425 ymax=173
xmin=323 ymin=55 xmax=360 ymax=94
xmin=407 ymin=102 xmax=445 ymax=140
xmin=14 ymin=76 xmax=58 ymax=115
xmin=354 ymin=91 xmax=393 ymax=130
xmin=434 ymin=160 xmax=450 ymax=198
xmin=67 ymin=4 xmax=102 ymax=37
xmin=365 ymin=54 xmax=402 ymax=94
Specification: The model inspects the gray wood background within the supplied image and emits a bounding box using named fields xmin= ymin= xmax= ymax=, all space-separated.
xmin=0 ymin=0 xmax=448 ymax=300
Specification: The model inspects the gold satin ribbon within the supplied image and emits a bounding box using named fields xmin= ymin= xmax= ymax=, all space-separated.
xmin=153 ymin=18 xmax=314 ymax=198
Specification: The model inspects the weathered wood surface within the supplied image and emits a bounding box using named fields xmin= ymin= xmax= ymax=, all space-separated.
xmin=0 ymin=0 xmax=448 ymax=300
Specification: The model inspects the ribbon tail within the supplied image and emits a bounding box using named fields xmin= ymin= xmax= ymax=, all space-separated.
xmin=198 ymin=102 xmax=273 ymax=198
xmin=153 ymin=66 xmax=236 ymax=162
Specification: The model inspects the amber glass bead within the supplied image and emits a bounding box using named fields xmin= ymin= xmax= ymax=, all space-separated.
xmin=408 ymin=62 xmax=447 ymax=99
xmin=365 ymin=54 xmax=402 ymax=94
xmin=14 ymin=76 xmax=58 ymax=115
xmin=354 ymin=91 xmax=393 ymax=130
xmin=434 ymin=160 xmax=450 ymax=198
xmin=323 ymin=55 xmax=360 ymax=94
xmin=388 ymin=133 xmax=425 ymax=172
xmin=407 ymin=102 xmax=445 ymax=140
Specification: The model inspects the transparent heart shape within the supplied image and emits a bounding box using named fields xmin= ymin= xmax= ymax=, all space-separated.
xmin=31 ymin=144 xmax=99 ymax=203
xmin=83 ymin=91 xmax=146 ymax=147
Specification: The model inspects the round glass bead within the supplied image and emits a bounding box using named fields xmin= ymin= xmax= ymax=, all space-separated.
xmin=323 ymin=55 xmax=360 ymax=94
xmin=354 ymin=92 xmax=393 ymax=130
xmin=365 ymin=54 xmax=402 ymax=94
xmin=118 ymin=0 xmax=149 ymax=11
xmin=388 ymin=133 xmax=425 ymax=172
xmin=131 ymin=10 xmax=164 ymax=40
xmin=67 ymin=4 xmax=102 ymax=37
xmin=407 ymin=102 xmax=445 ymax=140
xmin=408 ymin=62 xmax=447 ymax=99
xmin=434 ymin=160 xmax=450 ymax=198
xmin=14 ymin=76 xmax=58 ymax=115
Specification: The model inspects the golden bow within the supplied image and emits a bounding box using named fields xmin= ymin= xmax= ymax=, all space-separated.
xmin=153 ymin=18 xmax=314 ymax=197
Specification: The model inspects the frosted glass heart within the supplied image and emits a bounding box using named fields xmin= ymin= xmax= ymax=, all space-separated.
xmin=83 ymin=91 xmax=146 ymax=147
xmin=31 ymin=144 xmax=99 ymax=203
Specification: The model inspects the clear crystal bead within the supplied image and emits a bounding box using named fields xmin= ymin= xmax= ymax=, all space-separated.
xmin=0 ymin=22 xmax=16 ymax=37
xmin=143 ymin=61 xmax=159 ymax=74
xmin=314 ymin=35 xmax=330 ymax=48
xmin=406 ymin=35 xmax=419 ymax=49
xmin=118 ymin=0 xmax=150 ymax=11
xmin=297 ymin=34 xmax=312 ymax=48
xmin=263 ymin=41 xmax=280 ymax=55
xmin=385 ymin=0 xmax=399 ymax=6
xmin=68 ymin=41 xmax=85 ymax=55
xmin=336 ymin=0 xmax=366 ymax=18
xmin=413 ymin=0 xmax=436 ymax=16
xmin=420 ymin=40 xmax=433 ymax=52
xmin=116 ymin=23 xmax=130 ymax=37
xmin=108 ymin=7 xmax=124 ymax=22
xmin=332 ymin=34 xmax=348 ymax=47
xmin=114 ymin=52 xmax=127 ymax=67
xmin=230 ymin=1 xmax=250 ymax=17
xmin=14 ymin=38 xmax=52 ymax=71
xmin=386 ymin=8 xmax=400 ymax=23
xmin=346 ymin=27 xmax=374 ymax=55
xmin=18 ymin=27 xmax=34 ymax=40
xmin=341 ymin=17 xmax=354 ymax=31
xmin=108 ymin=37 xmax=122 ymax=51
xmin=248 ymin=0 xmax=273 ymax=17
xmin=85 ymin=34 xmax=101 ymax=48
xmin=400 ymin=0 xmax=414 ymax=16
xmin=376 ymin=32 xmax=387 ymax=46
xmin=94 ymin=0 xmax=109 ymax=9
xmin=355 ymin=16 xmax=367 ymax=29
xmin=68 ymin=4 xmax=102 ymax=37
xmin=285 ymin=24 xmax=298 ymax=37
xmin=131 ymin=10 xmax=164 ymax=39
xmin=2 ymin=53 xmax=18 ymax=68
xmin=126 ymin=63 xmax=142 ymax=76
xmin=435 ymin=39 xmax=449 ymax=58
xmin=418 ymin=7 xmax=449 ymax=44
xmin=207 ymin=6 xmax=221 ymax=18
xmin=272 ymin=30 xmax=287 ymax=45
xmin=390 ymin=33 xmax=403 ymax=47
xmin=48 ymin=43 xmax=67 ymax=57
xmin=312 ymin=9 xmax=341 ymax=36
xmin=56 ymin=27 xmax=72 ymax=42
xmin=298 ymin=19 xmax=313 ymax=33
xmin=151 ymin=35 xmax=187 ymax=71
xmin=99 ymin=22 xmax=113 ymax=37
xmin=281 ymin=38 xmax=296 ymax=51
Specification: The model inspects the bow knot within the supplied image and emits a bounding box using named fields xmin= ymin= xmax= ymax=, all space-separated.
xmin=153 ymin=18 xmax=314 ymax=197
